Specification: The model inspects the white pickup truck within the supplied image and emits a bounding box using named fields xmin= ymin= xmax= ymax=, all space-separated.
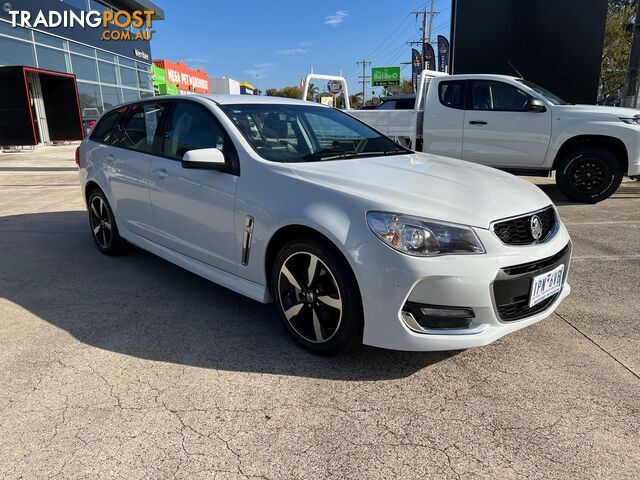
xmin=303 ymin=72 xmax=640 ymax=203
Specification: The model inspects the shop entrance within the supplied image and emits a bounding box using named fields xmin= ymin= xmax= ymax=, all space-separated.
xmin=0 ymin=66 xmax=83 ymax=147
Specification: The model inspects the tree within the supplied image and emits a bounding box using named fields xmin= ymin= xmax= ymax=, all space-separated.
xmin=600 ymin=1 xmax=635 ymax=101
xmin=306 ymin=83 xmax=319 ymax=101
xmin=265 ymin=86 xmax=304 ymax=99
xmin=386 ymin=79 xmax=413 ymax=95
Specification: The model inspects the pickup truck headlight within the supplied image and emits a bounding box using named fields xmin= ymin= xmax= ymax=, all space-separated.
xmin=366 ymin=212 xmax=485 ymax=256
xmin=619 ymin=116 xmax=640 ymax=125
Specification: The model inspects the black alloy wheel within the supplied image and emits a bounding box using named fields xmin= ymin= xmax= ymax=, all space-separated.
xmin=556 ymin=145 xmax=623 ymax=203
xmin=271 ymin=239 xmax=363 ymax=355
xmin=87 ymin=189 xmax=127 ymax=255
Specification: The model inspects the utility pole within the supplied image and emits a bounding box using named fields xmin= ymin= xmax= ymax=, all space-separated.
xmin=255 ymin=73 xmax=260 ymax=96
xmin=407 ymin=1 xmax=438 ymax=67
xmin=624 ymin=0 xmax=640 ymax=106
xmin=356 ymin=59 xmax=371 ymax=104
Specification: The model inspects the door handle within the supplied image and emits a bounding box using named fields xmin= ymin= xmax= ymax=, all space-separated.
xmin=104 ymin=154 xmax=114 ymax=162
xmin=468 ymin=121 xmax=487 ymax=125
xmin=152 ymin=168 xmax=168 ymax=179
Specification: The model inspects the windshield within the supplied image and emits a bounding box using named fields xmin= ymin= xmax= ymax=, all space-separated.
xmin=517 ymin=79 xmax=571 ymax=105
xmin=220 ymin=104 xmax=409 ymax=163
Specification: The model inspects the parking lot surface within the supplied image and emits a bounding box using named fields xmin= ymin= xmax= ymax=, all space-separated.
xmin=1 ymin=145 xmax=639 ymax=479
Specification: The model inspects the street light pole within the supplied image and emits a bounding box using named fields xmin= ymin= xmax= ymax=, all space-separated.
xmin=255 ymin=73 xmax=260 ymax=96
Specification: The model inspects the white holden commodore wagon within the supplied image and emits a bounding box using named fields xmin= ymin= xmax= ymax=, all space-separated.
xmin=77 ymin=95 xmax=571 ymax=355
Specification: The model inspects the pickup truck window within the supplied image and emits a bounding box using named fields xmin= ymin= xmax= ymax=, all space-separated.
xmin=470 ymin=80 xmax=529 ymax=112
xmin=517 ymin=79 xmax=570 ymax=105
xmin=439 ymin=81 xmax=465 ymax=110
xmin=221 ymin=104 xmax=408 ymax=163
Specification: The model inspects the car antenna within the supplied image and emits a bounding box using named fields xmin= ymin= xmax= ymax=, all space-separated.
xmin=507 ymin=61 xmax=524 ymax=79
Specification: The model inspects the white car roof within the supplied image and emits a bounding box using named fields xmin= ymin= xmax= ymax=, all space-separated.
xmin=203 ymin=94 xmax=322 ymax=106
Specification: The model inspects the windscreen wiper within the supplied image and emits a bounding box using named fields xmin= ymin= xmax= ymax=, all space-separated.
xmin=312 ymin=149 xmax=408 ymax=161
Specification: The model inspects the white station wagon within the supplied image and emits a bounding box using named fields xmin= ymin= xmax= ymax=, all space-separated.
xmin=77 ymin=95 xmax=571 ymax=355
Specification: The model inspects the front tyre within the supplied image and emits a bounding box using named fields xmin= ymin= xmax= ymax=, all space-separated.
xmin=555 ymin=145 xmax=624 ymax=203
xmin=271 ymin=239 xmax=363 ymax=355
xmin=87 ymin=189 xmax=127 ymax=255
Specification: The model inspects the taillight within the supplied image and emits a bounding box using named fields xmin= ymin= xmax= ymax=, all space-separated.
xmin=75 ymin=146 xmax=80 ymax=167
xmin=89 ymin=121 xmax=96 ymax=129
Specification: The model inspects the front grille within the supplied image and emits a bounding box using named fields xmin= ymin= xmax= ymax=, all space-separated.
xmin=493 ymin=243 xmax=571 ymax=322
xmin=492 ymin=206 xmax=556 ymax=245
xmin=497 ymin=293 xmax=559 ymax=321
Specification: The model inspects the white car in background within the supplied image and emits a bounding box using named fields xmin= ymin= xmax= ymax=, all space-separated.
xmin=77 ymin=94 xmax=571 ymax=355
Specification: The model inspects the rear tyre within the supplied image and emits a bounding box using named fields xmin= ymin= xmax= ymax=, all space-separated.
xmin=87 ymin=189 xmax=127 ymax=255
xmin=270 ymin=239 xmax=363 ymax=356
xmin=555 ymin=145 xmax=624 ymax=203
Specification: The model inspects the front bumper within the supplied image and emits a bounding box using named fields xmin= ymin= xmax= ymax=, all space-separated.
xmin=348 ymin=223 xmax=572 ymax=351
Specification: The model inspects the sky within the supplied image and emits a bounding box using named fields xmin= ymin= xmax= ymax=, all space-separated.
xmin=151 ymin=0 xmax=452 ymax=93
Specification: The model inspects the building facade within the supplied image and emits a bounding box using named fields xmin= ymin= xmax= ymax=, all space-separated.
xmin=153 ymin=60 xmax=210 ymax=94
xmin=0 ymin=0 xmax=164 ymax=145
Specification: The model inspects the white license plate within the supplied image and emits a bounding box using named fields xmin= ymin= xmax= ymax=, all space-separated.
xmin=529 ymin=264 xmax=565 ymax=308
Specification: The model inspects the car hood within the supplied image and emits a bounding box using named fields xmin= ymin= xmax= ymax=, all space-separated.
xmin=286 ymin=152 xmax=553 ymax=229
xmin=554 ymin=104 xmax=640 ymax=118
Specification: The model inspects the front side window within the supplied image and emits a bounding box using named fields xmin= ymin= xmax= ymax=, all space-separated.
xmin=221 ymin=104 xmax=408 ymax=163
xmin=470 ymin=80 xmax=530 ymax=111
xmin=439 ymin=81 xmax=465 ymax=109
xmin=90 ymin=109 xmax=121 ymax=143
xmin=112 ymin=103 xmax=165 ymax=153
xmin=162 ymin=102 xmax=229 ymax=160
xmin=517 ymin=79 xmax=570 ymax=105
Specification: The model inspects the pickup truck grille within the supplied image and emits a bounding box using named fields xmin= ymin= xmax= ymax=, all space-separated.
xmin=492 ymin=206 xmax=556 ymax=245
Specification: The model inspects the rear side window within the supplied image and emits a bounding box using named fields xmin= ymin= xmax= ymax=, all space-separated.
xmin=470 ymin=80 xmax=530 ymax=111
xmin=90 ymin=109 xmax=120 ymax=143
xmin=439 ymin=81 xmax=465 ymax=110
xmin=112 ymin=103 xmax=166 ymax=154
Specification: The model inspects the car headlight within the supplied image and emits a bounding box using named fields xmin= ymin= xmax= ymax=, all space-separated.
xmin=366 ymin=212 xmax=485 ymax=256
xmin=619 ymin=116 xmax=640 ymax=125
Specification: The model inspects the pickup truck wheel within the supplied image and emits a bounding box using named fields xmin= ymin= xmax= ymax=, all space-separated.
xmin=271 ymin=239 xmax=363 ymax=356
xmin=556 ymin=145 xmax=623 ymax=203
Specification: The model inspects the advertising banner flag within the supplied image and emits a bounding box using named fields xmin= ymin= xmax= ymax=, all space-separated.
xmin=423 ymin=42 xmax=436 ymax=71
xmin=411 ymin=49 xmax=423 ymax=93
xmin=437 ymin=35 xmax=450 ymax=73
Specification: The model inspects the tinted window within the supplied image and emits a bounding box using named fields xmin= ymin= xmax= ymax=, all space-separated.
xmin=439 ymin=81 xmax=465 ymax=109
xmin=376 ymin=100 xmax=396 ymax=110
xmin=470 ymin=80 xmax=529 ymax=111
xmin=36 ymin=45 xmax=68 ymax=72
xmin=162 ymin=102 xmax=229 ymax=160
xmin=395 ymin=98 xmax=415 ymax=110
xmin=90 ymin=109 xmax=121 ymax=143
xmin=113 ymin=103 xmax=166 ymax=153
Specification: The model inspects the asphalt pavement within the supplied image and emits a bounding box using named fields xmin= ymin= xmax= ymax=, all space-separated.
xmin=0 ymin=145 xmax=638 ymax=479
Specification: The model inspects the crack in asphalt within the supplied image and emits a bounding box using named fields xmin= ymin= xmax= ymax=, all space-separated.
xmin=555 ymin=312 xmax=640 ymax=381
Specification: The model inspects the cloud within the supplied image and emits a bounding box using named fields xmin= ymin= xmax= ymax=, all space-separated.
xmin=245 ymin=63 xmax=276 ymax=78
xmin=276 ymin=47 xmax=307 ymax=55
xmin=181 ymin=55 xmax=214 ymax=64
xmin=324 ymin=10 xmax=349 ymax=27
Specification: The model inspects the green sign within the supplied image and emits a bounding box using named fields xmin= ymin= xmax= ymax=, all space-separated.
xmin=152 ymin=64 xmax=179 ymax=96
xmin=371 ymin=66 xmax=401 ymax=86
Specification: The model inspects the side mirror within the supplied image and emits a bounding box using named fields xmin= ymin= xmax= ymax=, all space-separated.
xmin=527 ymin=98 xmax=547 ymax=113
xmin=181 ymin=148 xmax=227 ymax=170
